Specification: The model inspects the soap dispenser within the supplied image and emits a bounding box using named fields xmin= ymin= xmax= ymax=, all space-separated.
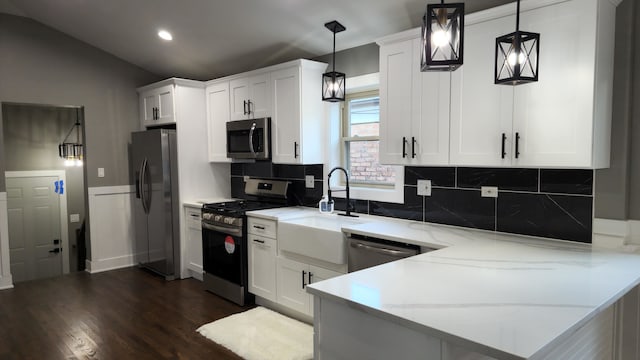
xmin=319 ymin=195 xmax=334 ymax=214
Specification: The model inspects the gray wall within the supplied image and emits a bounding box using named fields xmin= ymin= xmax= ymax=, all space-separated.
xmin=0 ymin=13 xmax=160 ymax=191
xmin=313 ymin=43 xmax=379 ymax=78
xmin=2 ymin=103 xmax=86 ymax=271
xmin=594 ymin=0 xmax=638 ymax=220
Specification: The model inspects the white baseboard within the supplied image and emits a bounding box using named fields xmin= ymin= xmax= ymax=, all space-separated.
xmin=0 ymin=276 xmax=14 ymax=290
xmin=85 ymin=255 xmax=135 ymax=274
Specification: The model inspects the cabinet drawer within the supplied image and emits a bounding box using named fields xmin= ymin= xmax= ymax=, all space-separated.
xmin=186 ymin=208 xmax=202 ymax=229
xmin=247 ymin=217 xmax=276 ymax=238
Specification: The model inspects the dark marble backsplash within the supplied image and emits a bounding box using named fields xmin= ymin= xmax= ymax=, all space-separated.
xmin=231 ymin=163 xmax=594 ymax=243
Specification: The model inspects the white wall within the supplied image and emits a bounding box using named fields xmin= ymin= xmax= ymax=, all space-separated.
xmin=0 ymin=192 xmax=12 ymax=289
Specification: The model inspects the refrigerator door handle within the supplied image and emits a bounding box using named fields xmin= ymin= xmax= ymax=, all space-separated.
xmin=135 ymin=161 xmax=144 ymax=199
xmin=141 ymin=158 xmax=150 ymax=214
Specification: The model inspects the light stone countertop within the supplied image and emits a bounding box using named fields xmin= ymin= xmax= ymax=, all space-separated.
xmin=182 ymin=198 xmax=235 ymax=209
xmin=306 ymin=218 xmax=640 ymax=360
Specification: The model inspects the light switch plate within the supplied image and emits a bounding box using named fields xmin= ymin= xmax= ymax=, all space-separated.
xmin=70 ymin=214 xmax=80 ymax=223
xmin=305 ymin=175 xmax=315 ymax=188
xmin=481 ymin=186 xmax=498 ymax=198
xmin=243 ymin=175 xmax=249 ymax=182
xmin=98 ymin=168 xmax=105 ymax=178
xmin=417 ymin=179 xmax=432 ymax=196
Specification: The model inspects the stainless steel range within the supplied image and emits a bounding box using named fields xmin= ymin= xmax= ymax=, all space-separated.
xmin=201 ymin=178 xmax=290 ymax=305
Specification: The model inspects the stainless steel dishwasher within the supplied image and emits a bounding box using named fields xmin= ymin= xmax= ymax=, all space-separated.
xmin=347 ymin=233 xmax=422 ymax=272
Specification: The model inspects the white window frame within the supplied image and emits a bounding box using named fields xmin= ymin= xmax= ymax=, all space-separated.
xmin=326 ymin=73 xmax=404 ymax=204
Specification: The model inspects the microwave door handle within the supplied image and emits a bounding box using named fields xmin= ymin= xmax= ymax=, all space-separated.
xmin=249 ymin=122 xmax=257 ymax=156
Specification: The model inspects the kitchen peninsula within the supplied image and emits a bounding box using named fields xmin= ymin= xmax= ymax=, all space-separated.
xmin=307 ymin=221 xmax=640 ymax=360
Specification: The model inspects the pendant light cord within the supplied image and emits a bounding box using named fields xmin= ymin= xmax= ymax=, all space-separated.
xmin=332 ymin=30 xmax=336 ymax=73
xmin=516 ymin=0 xmax=520 ymax=32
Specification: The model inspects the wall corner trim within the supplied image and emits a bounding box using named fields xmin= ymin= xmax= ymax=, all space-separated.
xmin=593 ymin=218 xmax=640 ymax=249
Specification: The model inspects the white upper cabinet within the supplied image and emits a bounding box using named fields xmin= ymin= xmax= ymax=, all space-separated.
xmin=205 ymin=81 xmax=231 ymax=162
xmin=138 ymin=84 xmax=176 ymax=128
xmin=229 ymin=73 xmax=271 ymax=120
xmin=378 ymin=32 xmax=451 ymax=166
xmin=449 ymin=15 xmax=515 ymax=167
xmin=270 ymin=60 xmax=327 ymax=164
xmin=450 ymin=0 xmax=616 ymax=168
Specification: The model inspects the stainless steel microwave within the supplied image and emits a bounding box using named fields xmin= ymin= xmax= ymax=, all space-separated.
xmin=226 ymin=118 xmax=271 ymax=160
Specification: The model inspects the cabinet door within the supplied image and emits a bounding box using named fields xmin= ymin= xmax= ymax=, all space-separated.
xmin=229 ymin=78 xmax=250 ymax=120
xmin=450 ymin=16 xmax=515 ymax=166
xmin=512 ymin=0 xmax=596 ymax=167
xmin=308 ymin=265 xmax=343 ymax=316
xmin=140 ymin=91 xmax=157 ymax=128
xmin=271 ymin=66 xmax=302 ymax=164
xmin=276 ymin=256 xmax=309 ymax=314
xmin=206 ymin=81 xmax=232 ymax=162
xmin=155 ymin=84 xmax=175 ymax=125
xmin=248 ymin=235 xmax=277 ymax=302
xmin=248 ymin=73 xmax=271 ymax=119
xmin=411 ymin=38 xmax=451 ymax=165
xmin=379 ymin=40 xmax=413 ymax=165
xmin=185 ymin=208 xmax=203 ymax=277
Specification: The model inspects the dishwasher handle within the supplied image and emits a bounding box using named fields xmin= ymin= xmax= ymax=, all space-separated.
xmin=349 ymin=241 xmax=416 ymax=257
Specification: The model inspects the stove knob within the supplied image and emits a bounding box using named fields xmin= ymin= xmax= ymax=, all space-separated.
xmin=214 ymin=215 xmax=223 ymax=222
xmin=202 ymin=213 xmax=211 ymax=220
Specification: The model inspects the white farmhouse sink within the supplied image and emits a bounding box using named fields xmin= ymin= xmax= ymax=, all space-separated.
xmin=278 ymin=214 xmax=364 ymax=264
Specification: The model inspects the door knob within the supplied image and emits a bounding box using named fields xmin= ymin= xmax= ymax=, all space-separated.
xmin=49 ymin=248 xmax=61 ymax=254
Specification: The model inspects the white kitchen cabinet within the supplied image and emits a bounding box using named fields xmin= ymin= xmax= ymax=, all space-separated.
xmin=270 ymin=60 xmax=327 ymax=164
xmin=138 ymin=84 xmax=176 ymax=128
xmin=205 ymin=81 xmax=231 ymax=162
xmin=450 ymin=0 xmax=616 ymax=168
xmin=378 ymin=34 xmax=450 ymax=166
xmin=229 ymin=73 xmax=270 ymax=120
xmin=184 ymin=206 xmax=203 ymax=280
xmin=247 ymin=217 xmax=278 ymax=302
xmin=276 ymin=256 xmax=343 ymax=317
xmin=248 ymin=234 xmax=277 ymax=302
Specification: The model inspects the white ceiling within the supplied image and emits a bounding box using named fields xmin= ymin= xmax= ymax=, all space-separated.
xmin=0 ymin=0 xmax=512 ymax=80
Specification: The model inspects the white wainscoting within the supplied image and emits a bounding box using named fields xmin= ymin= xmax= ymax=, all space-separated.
xmin=0 ymin=192 xmax=13 ymax=289
xmin=593 ymin=218 xmax=640 ymax=251
xmin=86 ymin=186 xmax=136 ymax=273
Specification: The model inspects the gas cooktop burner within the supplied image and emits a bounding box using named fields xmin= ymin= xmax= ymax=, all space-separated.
xmin=203 ymin=200 xmax=284 ymax=215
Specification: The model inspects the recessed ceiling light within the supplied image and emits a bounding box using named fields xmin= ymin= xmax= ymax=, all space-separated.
xmin=158 ymin=30 xmax=173 ymax=41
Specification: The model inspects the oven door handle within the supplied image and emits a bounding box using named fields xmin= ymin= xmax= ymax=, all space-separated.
xmin=202 ymin=222 xmax=243 ymax=237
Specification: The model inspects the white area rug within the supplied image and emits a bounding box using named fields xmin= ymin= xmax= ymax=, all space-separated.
xmin=197 ymin=307 xmax=313 ymax=360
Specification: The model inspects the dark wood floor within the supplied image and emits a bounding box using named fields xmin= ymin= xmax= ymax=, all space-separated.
xmin=0 ymin=267 xmax=250 ymax=359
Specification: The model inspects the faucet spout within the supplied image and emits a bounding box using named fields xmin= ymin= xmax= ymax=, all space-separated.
xmin=327 ymin=166 xmax=358 ymax=217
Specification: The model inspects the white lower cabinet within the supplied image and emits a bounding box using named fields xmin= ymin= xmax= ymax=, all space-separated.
xmin=248 ymin=234 xmax=277 ymax=302
xmin=184 ymin=207 xmax=203 ymax=279
xmin=276 ymin=256 xmax=342 ymax=317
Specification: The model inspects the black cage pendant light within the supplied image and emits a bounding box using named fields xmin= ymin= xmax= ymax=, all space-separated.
xmin=495 ymin=0 xmax=540 ymax=85
xmin=58 ymin=108 xmax=84 ymax=167
xmin=421 ymin=0 xmax=464 ymax=71
xmin=322 ymin=20 xmax=346 ymax=102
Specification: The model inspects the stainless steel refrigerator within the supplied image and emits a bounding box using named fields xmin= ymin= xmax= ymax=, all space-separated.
xmin=131 ymin=129 xmax=180 ymax=280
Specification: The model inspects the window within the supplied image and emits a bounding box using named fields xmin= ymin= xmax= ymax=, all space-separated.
xmin=342 ymin=90 xmax=396 ymax=187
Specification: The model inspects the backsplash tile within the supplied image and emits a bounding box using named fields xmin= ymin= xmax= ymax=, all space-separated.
xmin=497 ymin=192 xmax=593 ymax=243
xmin=424 ymin=188 xmax=495 ymax=231
xmin=405 ymin=166 xmax=455 ymax=187
xmin=457 ymin=167 xmax=538 ymax=191
xmin=231 ymin=163 xmax=594 ymax=244
xmin=370 ymin=187 xmax=422 ymax=221
xmin=540 ymin=169 xmax=593 ymax=195
xmin=230 ymin=162 xmax=324 ymax=206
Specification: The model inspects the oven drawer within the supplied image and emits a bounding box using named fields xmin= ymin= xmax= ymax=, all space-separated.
xmin=247 ymin=217 xmax=276 ymax=238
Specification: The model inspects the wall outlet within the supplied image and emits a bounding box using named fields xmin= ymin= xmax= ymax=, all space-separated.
xmin=97 ymin=168 xmax=105 ymax=178
xmin=481 ymin=186 xmax=498 ymax=198
xmin=417 ymin=179 xmax=432 ymax=196
xmin=305 ymin=175 xmax=315 ymax=188
xmin=243 ymin=175 xmax=249 ymax=182
xmin=70 ymin=214 xmax=80 ymax=223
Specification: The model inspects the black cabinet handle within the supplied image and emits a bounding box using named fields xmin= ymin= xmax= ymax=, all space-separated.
xmin=501 ymin=133 xmax=507 ymax=159
xmin=302 ymin=270 xmax=307 ymax=289
xmin=402 ymin=137 xmax=407 ymax=158
xmin=515 ymin=132 xmax=520 ymax=159
xmin=411 ymin=137 xmax=417 ymax=158
xmin=253 ymin=225 xmax=265 ymax=230
xmin=247 ymin=100 xmax=253 ymax=115
xmin=253 ymin=239 xmax=265 ymax=244
xmin=308 ymin=271 xmax=313 ymax=284
xmin=243 ymin=100 xmax=247 ymax=115
xmin=294 ymin=142 xmax=299 ymax=159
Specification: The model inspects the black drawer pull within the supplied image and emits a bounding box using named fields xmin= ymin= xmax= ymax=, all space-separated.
xmin=501 ymin=133 xmax=507 ymax=159
xmin=253 ymin=225 xmax=265 ymax=230
xmin=253 ymin=239 xmax=265 ymax=244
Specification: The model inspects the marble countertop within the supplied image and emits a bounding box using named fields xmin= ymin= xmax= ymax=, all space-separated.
xmin=245 ymin=206 xmax=319 ymax=221
xmin=305 ymin=217 xmax=640 ymax=360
